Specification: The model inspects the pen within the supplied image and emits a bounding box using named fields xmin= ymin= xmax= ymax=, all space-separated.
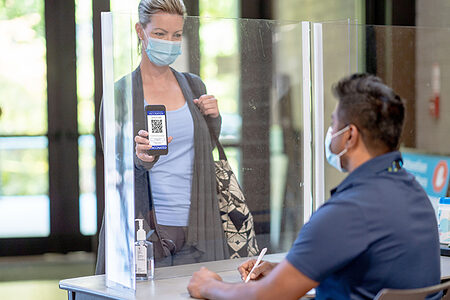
xmin=245 ymin=247 xmax=267 ymax=283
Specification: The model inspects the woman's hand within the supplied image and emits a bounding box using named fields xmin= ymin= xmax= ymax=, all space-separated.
xmin=237 ymin=259 xmax=278 ymax=282
xmin=193 ymin=94 xmax=219 ymax=118
xmin=134 ymin=130 xmax=173 ymax=162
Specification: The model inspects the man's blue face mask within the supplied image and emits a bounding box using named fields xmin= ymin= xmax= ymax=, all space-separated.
xmin=145 ymin=36 xmax=182 ymax=67
xmin=325 ymin=125 xmax=350 ymax=172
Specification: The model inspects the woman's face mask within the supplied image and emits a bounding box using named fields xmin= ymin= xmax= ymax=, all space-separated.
xmin=145 ymin=36 xmax=182 ymax=67
xmin=325 ymin=125 xmax=350 ymax=172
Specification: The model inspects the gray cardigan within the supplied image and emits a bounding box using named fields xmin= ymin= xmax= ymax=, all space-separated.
xmin=95 ymin=67 xmax=228 ymax=274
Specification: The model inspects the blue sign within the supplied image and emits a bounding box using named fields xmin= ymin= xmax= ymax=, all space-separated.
xmin=402 ymin=152 xmax=450 ymax=198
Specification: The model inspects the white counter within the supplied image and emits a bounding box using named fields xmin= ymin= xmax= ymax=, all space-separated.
xmin=59 ymin=254 xmax=450 ymax=300
xmin=59 ymin=253 xmax=286 ymax=300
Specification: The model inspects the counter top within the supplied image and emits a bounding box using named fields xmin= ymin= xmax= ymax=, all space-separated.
xmin=59 ymin=253 xmax=286 ymax=300
xmin=60 ymin=254 xmax=450 ymax=299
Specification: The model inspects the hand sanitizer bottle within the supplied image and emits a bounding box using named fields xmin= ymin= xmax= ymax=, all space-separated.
xmin=135 ymin=219 xmax=154 ymax=280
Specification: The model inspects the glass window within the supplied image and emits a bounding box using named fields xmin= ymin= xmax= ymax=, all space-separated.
xmin=76 ymin=0 xmax=97 ymax=235
xmin=0 ymin=0 xmax=49 ymax=238
xmin=0 ymin=0 xmax=47 ymax=135
xmin=78 ymin=135 xmax=96 ymax=235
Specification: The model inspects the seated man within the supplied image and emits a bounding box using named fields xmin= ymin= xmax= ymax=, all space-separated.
xmin=187 ymin=73 xmax=441 ymax=300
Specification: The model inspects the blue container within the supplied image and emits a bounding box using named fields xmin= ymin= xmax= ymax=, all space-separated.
xmin=439 ymin=197 xmax=450 ymax=244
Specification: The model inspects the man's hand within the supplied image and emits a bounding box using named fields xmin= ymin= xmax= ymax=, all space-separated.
xmin=134 ymin=130 xmax=173 ymax=162
xmin=186 ymin=260 xmax=317 ymax=300
xmin=238 ymin=259 xmax=278 ymax=282
xmin=193 ymin=94 xmax=219 ymax=118
xmin=187 ymin=267 xmax=223 ymax=299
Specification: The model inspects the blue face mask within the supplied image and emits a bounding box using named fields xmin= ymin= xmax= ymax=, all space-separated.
xmin=145 ymin=36 xmax=182 ymax=66
xmin=325 ymin=125 xmax=350 ymax=172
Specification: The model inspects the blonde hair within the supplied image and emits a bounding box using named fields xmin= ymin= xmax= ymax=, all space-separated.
xmin=138 ymin=0 xmax=186 ymax=26
xmin=137 ymin=0 xmax=186 ymax=53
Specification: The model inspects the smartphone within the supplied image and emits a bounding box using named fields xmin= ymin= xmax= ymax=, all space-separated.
xmin=145 ymin=105 xmax=168 ymax=155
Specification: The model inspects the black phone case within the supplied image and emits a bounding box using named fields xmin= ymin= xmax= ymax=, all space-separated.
xmin=145 ymin=105 xmax=168 ymax=156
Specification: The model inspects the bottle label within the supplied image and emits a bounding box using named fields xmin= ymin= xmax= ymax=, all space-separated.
xmin=439 ymin=207 xmax=450 ymax=243
xmin=135 ymin=245 xmax=147 ymax=274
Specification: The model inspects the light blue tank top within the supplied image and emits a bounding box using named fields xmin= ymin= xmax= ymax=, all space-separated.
xmin=147 ymin=101 xmax=194 ymax=226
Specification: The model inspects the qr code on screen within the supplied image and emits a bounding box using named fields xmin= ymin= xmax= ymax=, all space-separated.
xmin=151 ymin=119 xmax=163 ymax=133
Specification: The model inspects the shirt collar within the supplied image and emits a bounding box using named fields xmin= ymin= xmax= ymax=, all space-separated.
xmin=332 ymin=151 xmax=403 ymax=195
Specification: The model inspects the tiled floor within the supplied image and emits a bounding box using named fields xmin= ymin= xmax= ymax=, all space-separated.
xmin=0 ymin=252 xmax=95 ymax=300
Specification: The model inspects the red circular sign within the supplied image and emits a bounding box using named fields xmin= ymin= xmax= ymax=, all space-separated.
xmin=433 ymin=160 xmax=449 ymax=193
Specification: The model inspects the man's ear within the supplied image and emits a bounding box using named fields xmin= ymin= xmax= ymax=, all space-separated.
xmin=346 ymin=124 xmax=360 ymax=149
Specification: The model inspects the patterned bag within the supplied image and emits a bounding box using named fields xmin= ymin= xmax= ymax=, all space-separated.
xmin=183 ymin=72 xmax=259 ymax=258
xmin=214 ymin=141 xmax=260 ymax=258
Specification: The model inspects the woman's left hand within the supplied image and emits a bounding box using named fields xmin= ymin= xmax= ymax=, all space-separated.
xmin=193 ymin=94 xmax=219 ymax=118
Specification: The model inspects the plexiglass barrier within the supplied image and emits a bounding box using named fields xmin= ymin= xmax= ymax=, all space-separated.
xmin=314 ymin=23 xmax=450 ymax=215
xmin=101 ymin=13 xmax=450 ymax=291
xmin=101 ymin=12 xmax=136 ymax=291
xmin=101 ymin=13 xmax=307 ymax=290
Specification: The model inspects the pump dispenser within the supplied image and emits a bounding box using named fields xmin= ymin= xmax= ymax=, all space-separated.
xmin=135 ymin=219 xmax=154 ymax=280
xmin=136 ymin=219 xmax=146 ymax=242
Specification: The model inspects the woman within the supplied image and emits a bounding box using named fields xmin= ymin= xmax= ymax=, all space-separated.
xmin=95 ymin=0 xmax=228 ymax=274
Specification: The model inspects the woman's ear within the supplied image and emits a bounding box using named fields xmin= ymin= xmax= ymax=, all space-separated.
xmin=135 ymin=23 xmax=143 ymax=40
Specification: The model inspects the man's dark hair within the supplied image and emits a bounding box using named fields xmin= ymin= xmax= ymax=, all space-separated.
xmin=333 ymin=73 xmax=405 ymax=152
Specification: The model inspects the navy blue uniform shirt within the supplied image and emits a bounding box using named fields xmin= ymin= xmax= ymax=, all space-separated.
xmin=286 ymin=151 xmax=441 ymax=300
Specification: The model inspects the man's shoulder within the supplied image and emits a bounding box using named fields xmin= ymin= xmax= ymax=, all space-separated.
xmin=335 ymin=168 xmax=422 ymax=200
xmin=315 ymin=193 xmax=367 ymax=225
xmin=330 ymin=169 xmax=435 ymax=230
xmin=329 ymin=179 xmax=375 ymax=205
xmin=328 ymin=174 xmax=410 ymax=216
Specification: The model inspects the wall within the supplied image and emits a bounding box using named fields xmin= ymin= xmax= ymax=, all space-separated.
xmin=415 ymin=0 xmax=450 ymax=156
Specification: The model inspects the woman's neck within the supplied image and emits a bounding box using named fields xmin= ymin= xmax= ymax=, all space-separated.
xmin=140 ymin=54 xmax=172 ymax=82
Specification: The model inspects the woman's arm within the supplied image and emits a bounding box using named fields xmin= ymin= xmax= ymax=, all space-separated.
xmin=205 ymin=114 xmax=222 ymax=139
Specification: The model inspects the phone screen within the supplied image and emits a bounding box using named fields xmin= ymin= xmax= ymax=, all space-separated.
xmin=146 ymin=105 xmax=168 ymax=154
